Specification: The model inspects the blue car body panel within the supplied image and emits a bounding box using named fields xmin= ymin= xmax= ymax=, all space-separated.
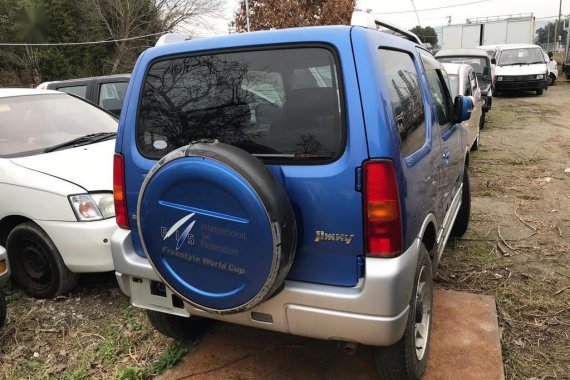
xmin=115 ymin=25 xmax=465 ymax=288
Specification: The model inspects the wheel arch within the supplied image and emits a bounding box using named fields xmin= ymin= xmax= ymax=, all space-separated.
xmin=0 ymin=215 xmax=34 ymax=246
xmin=417 ymin=213 xmax=438 ymax=259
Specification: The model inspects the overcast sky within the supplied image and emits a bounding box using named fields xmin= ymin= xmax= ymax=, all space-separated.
xmin=198 ymin=0 xmax=569 ymax=36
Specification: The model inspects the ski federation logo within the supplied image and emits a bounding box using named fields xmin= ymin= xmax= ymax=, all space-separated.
xmin=163 ymin=213 xmax=196 ymax=250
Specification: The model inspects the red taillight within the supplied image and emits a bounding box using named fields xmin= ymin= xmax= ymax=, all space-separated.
xmin=113 ymin=153 xmax=129 ymax=229
xmin=363 ymin=160 xmax=403 ymax=257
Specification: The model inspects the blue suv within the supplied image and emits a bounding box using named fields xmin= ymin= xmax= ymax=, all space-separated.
xmin=112 ymin=12 xmax=473 ymax=380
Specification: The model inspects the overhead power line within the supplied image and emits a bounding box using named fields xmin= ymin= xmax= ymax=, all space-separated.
xmin=375 ymin=0 xmax=493 ymax=15
xmin=0 ymin=31 xmax=169 ymax=46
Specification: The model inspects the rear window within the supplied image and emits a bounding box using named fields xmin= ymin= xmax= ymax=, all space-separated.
xmin=437 ymin=56 xmax=487 ymax=75
xmin=137 ymin=47 xmax=344 ymax=162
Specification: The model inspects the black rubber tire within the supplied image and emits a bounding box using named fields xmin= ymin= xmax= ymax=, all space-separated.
xmin=450 ymin=166 xmax=471 ymax=237
xmin=472 ymin=119 xmax=481 ymax=151
xmin=0 ymin=290 xmax=6 ymax=328
xmin=536 ymin=89 xmax=544 ymax=96
xmin=547 ymin=74 xmax=555 ymax=86
xmin=481 ymin=111 xmax=486 ymax=129
xmin=146 ymin=310 xmax=213 ymax=342
xmin=375 ymin=244 xmax=433 ymax=380
xmin=6 ymin=222 xmax=79 ymax=299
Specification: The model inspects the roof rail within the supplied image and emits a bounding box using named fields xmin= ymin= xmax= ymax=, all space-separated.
xmin=155 ymin=33 xmax=192 ymax=46
xmin=350 ymin=10 xmax=422 ymax=45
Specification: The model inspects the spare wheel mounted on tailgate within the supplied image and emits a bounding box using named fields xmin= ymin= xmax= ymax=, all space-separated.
xmin=137 ymin=141 xmax=297 ymax=314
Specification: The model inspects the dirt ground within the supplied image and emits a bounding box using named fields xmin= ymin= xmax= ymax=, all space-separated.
xmin=0 ymin=83 xmax=569 ymax=380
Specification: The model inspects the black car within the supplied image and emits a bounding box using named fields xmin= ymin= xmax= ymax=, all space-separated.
xmin=435 ymin=48 xmax=493 ymax=121
xmin=37 ymin=74 xmax=131 ymax=117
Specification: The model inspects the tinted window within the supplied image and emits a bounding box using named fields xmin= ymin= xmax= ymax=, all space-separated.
xmin=138 ymin=48 xmax=343 ymax=162
xmin=0 ymin=94 xmax=117 ymax=157
xmin=99 ymin=82 xmax=128 ymax=113
xmin=58 ymin=85 xmax=87 ymax=98
xmin=379 ymin=49 xmax=426 ymax=157
xmin=421 ymin=54 xmax=453 ymax=126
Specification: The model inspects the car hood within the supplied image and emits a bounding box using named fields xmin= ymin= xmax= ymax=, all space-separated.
xmin=495 ymin=63 xmax=547 ymax=75
xmin=10 ymin=140 xmax=115 ymax=191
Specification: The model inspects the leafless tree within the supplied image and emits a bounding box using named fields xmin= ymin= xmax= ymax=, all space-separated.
xmin=83 ymin=0 xmax=223 ymax=73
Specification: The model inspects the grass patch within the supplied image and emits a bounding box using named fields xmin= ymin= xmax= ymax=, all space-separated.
xmin=153 ymin=341 xmax=187 ymax=375
xmin=115 ymin=367 xmax=147 ymax=380
xmin=480 ymin=189 xmax=496 ymax=197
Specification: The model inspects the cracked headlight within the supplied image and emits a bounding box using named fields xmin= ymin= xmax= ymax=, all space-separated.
xmin=69 ymin=193 xmax=115 ymax=221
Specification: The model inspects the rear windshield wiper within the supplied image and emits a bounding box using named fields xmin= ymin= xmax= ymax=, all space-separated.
xmin=44 ymin=132 xmax=116 ymax=153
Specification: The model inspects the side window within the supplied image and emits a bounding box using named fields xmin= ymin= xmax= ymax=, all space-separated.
xmin=378 ymin=49 xmax=426 ymax=157
xmin=463 ymin=74 xmax=471 ymax=96
xmin=420 ymin=53 xmax=453 ymax=127
xmin=58 ymin=85 xmax=87 ymax=98
xmin=99 ymin=82 xmax=129 ymax=110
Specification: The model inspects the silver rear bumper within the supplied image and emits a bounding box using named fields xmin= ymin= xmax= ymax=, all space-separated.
xmin=112 ymin=228 xmax=420 ymax=346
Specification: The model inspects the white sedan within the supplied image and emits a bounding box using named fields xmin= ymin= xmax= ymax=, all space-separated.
xmin=0 ymin=89 xmax=117 ymax=298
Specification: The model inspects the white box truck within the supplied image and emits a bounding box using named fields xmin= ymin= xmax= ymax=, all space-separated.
xmin=441 ymin=15 xmax=535 ymax=50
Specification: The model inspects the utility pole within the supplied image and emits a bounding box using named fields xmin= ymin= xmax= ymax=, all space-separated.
xmin=410 ymin=0 xmax=422 ymax=27
xmin=245 ymin=0 xmax=251 ymax=32
xmin=553 ymin=0 xmax=562 ymax=51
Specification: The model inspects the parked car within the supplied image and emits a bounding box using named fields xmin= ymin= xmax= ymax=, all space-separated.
xmin=436 ymin=48 xmax=493 ymax=121
xmin=112 ymin=11 xmax=474 ymax=380
xmin=477 ymin=44 xmax=499 ymax=58
xmin=491 ymin=44 xmax=549 ymax=96
xmin=441 ymin=63 xmax=483 ymax=151
xmin=36 ymin=74 xmax=131 ymax=116
xmin=0 ymin=245 xmax=9 ymax=327
xmin=0 ymin=89 xmax=117 ymax=299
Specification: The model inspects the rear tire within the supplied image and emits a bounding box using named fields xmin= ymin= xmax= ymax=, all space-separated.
xmin=375 ymin=244 xmax=433 ymax=380
xmin=146 ymin=310 xmax=213 ymax=342
xmin=0 ymin=290 xmax=6 ymax=327
xmin=472 ymin=119 xmax=481 ymax=151
xmin=6 ymin=222 xmax=79 ymax=299
xmin=548 ymin=74 xmax=555 ymax=86
xmin=450 ymin=166 xmax=471 ymax=237
xmin=536 ymin=89 xmax=544 ymax=95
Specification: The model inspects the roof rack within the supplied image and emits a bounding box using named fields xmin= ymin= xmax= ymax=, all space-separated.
xmin=155 ymin=33 xmax=192 ymax=46
xmin=350 ymin=10 xmax=422 ymax=45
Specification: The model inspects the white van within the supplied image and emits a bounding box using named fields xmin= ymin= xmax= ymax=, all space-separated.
xmin=492 ymin=44 xmax=548 ymax=96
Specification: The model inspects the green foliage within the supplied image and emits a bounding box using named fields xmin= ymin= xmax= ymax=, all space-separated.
xmin=0 ymin=0 xmax=221 ymax=86
xmin=536 ymin=20 xmax=567 ymax=47
xmin=152 ymin=341 xmax=186 ymax=375
xmin=409 ymin=25 xmax=438 ymax=45
xmin=115 ymin=367 xmax=147 ymax=380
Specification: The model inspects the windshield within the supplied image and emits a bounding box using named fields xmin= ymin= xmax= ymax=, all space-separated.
xmin=0 ymin=93 xmax=117 ymax=157
xmin=138 ymin=47 xmax=343 ymax=162
xmin=498 ymin=48 xmax=545 ymax=66
xmin=438 ymin=57 xmax=487 ymax=75
xmin=447 ymin=74 xmax=459 ymax=98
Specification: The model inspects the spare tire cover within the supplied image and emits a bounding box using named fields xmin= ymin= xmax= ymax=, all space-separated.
xmin=137 ymin=142 xmax=296 ymax=314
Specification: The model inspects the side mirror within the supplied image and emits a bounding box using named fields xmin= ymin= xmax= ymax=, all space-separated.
xmin=452 ymin=95 xmax=473 ymax=123
xmin=491 ymin=58 xmax=497 ymax=65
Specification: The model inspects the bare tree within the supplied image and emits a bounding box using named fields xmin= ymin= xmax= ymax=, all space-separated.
xmin=234 ymin=0 xmax=355 ymax=32
xmin=83 ymin=0 xmax=223 ymax=73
